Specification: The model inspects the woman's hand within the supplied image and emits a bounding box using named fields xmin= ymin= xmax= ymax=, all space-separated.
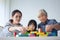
xmin=17 ymin=27 xmax=27 ymax=34
xmin=8 ymin=27 xmax=17 ymax=32
xmin=8 ymin=26 xmax=27 ymax=34
xmin=45 ymin=25 xmax=54 ymax=32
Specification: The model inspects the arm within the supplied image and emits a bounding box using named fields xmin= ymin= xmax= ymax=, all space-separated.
xmin=9 ymin=26 xmax=27 ymax=34
xmin=0 ymin=26 xmax=11 ymax=37
xmin=38 ymin=24 xmax=43 ymax=32
xmin=45 ymin=24 xmax=60 ymax=32
xmin=8 ymin=26 xmax=23 ymax=32
xmin=45 ymin=19 xmax=60 ymax=32
xmin=53 ymin=24 xmax=60 ymax=30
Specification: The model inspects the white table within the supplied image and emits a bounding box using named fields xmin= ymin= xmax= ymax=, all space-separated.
xmin=0 ymin=37 xmax=60 ymax=40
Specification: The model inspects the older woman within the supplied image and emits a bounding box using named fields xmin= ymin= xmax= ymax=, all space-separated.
xmin=38 ymin=9 xmax=60 ymax=36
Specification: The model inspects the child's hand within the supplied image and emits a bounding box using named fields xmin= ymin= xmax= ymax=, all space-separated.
xmin=38 ymin=28 xmax=43 ymax=32
xmin=25 ymin=26 xmax=29 ymax=31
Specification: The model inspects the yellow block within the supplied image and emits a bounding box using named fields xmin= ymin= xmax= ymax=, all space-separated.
xmin=39 ymin=32 xmax=47 ymax=37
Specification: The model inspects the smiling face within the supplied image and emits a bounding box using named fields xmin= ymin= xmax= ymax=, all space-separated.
xmin=12 ymin=12 xmax=22 ymax=24
xmin=38 ymin=11 xmax=48 ymax=23
xmin=28 ymin=23 xmax=35 ymax=31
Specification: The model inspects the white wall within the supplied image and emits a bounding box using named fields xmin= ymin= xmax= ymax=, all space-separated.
xmin=0 ymin=0 xmax=5 ymax=26
xmin=5 ymin=0 xmax=11 ymax=22
xmin=0 ymin=0 xmax=60 ymax=26
xmin=10 ymin=0 xmax=60 ymax=26
xmin=0 ymin=0 xmax=10 ymax=26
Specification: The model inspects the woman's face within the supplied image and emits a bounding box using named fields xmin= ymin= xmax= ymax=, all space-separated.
xmin=12 ymin=12 xmax=22 ymax=24
xmin=28 ymin=24 xmax=35 ymax=31
xmin=38 ymin=12 xmax=47 ymax=23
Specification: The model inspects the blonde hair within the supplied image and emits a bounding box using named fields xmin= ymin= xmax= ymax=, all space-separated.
xmin=40 ymin=9 xmax=47 ymax=16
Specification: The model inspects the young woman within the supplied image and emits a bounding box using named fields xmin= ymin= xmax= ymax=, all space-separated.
xmin=0 ymin=9 xmax=26 ymax=37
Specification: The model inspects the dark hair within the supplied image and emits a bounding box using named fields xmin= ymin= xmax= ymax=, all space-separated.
xmin=10 ymin=9 xmax=22 ymax=23
xmin=12 ymin=9 xmax=22 ymax=17
xmin=28 ymin=19 xmax=37 ymax=31
xmin=9 ymin=19 xmax=13 ymax=23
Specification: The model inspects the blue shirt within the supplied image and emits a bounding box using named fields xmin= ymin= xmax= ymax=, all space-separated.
xmin=38 ymin=19 xmax=58 ymax=36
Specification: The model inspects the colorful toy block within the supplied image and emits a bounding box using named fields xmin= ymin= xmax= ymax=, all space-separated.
xmin=16 ymin=30 xmax=57 ymax=37
xmin=38 ymin=32 xmax=47 ymax=37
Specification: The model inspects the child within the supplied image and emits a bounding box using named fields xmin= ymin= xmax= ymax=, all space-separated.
xmin=27 ymin=20 xmax=37 ymax=32
xmin=18 ymin=20 xmax=37 ymax=37
xmin=16 ymin=20 xmax=37 ymax=37
xmin=26 ymin=20 xmax=38 ymax=37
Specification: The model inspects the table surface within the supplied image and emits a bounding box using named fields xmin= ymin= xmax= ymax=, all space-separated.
xmin=0 ymin=37 xmax=60 ymax=40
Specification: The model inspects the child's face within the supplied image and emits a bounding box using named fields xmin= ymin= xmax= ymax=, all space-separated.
xmin=12 ymin=12 xmax=22 ymax=24
xmin=28 ymin=24 xmax=35 ymax=31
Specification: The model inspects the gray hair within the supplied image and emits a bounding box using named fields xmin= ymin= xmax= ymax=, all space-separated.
xmin=40 ymin=9 xmax=48 ymax=16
